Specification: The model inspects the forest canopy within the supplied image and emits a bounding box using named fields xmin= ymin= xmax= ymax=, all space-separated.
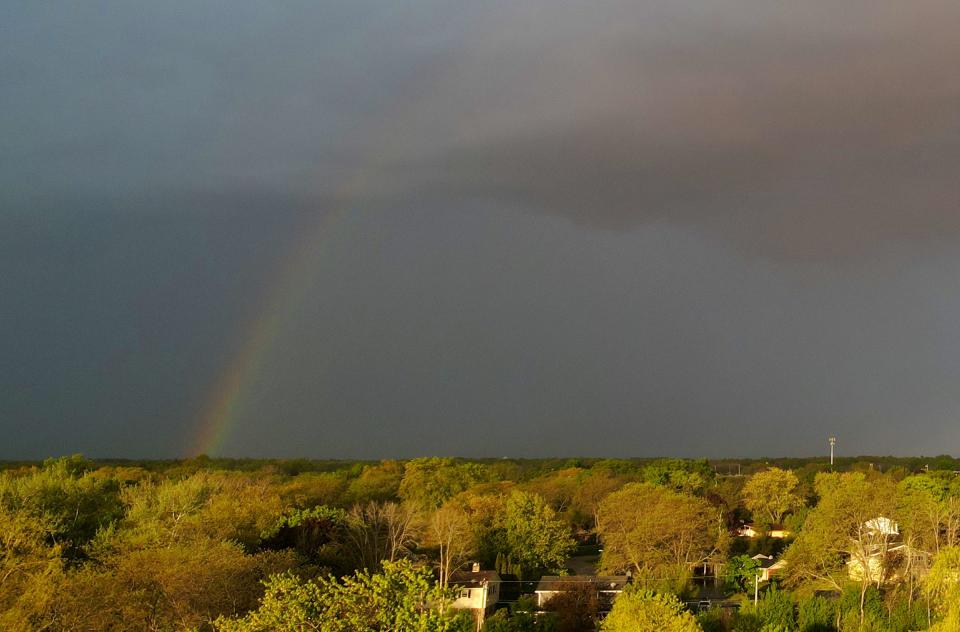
xmin=2 ymin=454 xmax=960 ymax=631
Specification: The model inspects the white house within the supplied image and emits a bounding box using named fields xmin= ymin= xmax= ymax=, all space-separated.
xmin=864 ymin=516 xmax=899 ymax=537
xmin=846 ymin=516 xmax=903 ymax=583
xmin=534 ymin=576 xmax=630 ymax=609
xmin=450 ymin=566 xmax=501 ymax=617
xmin=737 ymin=523 xmax=792 ymax=539
xmin=752 ymin=554 xmax=787 ymax=582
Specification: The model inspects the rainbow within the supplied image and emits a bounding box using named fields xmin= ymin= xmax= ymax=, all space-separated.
xmin=185 ymin=26 xmax=492 ymax=456
xmin=186 ymin=205 xmax=339 ymax=456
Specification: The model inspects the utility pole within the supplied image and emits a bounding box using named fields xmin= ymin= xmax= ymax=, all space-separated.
xmin=754 ymin=572 xmax=759 ymax=605
xmin=829 ymin=437 xmax=836 ymax=468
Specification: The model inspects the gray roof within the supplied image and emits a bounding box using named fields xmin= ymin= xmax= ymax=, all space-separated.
xmin=450 ymin=570 xmax=502 ymax=588
xmin=751 ymin=554 xmax=781 ymax=570
xmin=535 ymin=575 xmax=630 ymax=593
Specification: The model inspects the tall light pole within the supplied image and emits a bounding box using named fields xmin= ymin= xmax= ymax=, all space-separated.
xmin=829 ymin=437 xmax=836 ymax=468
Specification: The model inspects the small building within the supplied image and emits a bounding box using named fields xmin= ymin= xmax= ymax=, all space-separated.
xmin=450 ymin=565 xmax=501 ymax=617
xmin=864 ymin=516 xmax=899 ymax=537
xmin=534 ymin=575 xmax=630 ymax=609
xmin=737 ymin=523 xmax=791 ymax=539
xmin=845 ymin=517 xmax=905 ymax=583
xmin=847 ymin=544 xmax=914 ymax=583
xmin=847 ymin=550 xmax=888 ymax=583
xmin=752 ymin=554 xmax=787 ymax=582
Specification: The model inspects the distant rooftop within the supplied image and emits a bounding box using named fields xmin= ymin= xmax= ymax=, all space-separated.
xmin=535 ymin=575 xmax=630 ymax=593
xmin=450 ymin=570 xmax=501 ymax=588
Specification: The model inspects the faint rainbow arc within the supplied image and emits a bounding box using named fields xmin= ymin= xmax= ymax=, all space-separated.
xmin=188 ymin=117 xmax=416 ymax=457
xmin=186 ymin=19 xmax=500 ymax=456
xmin=187 ymin=198 xmax=351 ymax=457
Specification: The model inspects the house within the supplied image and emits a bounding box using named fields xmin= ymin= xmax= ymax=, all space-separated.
xmin=450 ymin=565 xmax=501 ymax=618
xmin=534 ymin=575 xmax=630 ymax=609
xmin=737 ymin=523 xmax=792 ymax=539
xmin=845 ymin=516 xmax=904 ymax=583
xmin=752 ymin=554 xmax=787 ymax=582
xmin=847 ymin=549 xmax=890 ymax=582
xmin=846 ymin=543 xmax=918 ymax=583
xmin=864 ymin=516 xmax=899 ymax=536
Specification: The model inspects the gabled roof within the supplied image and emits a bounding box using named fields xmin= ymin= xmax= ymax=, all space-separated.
xmin=864 ymin=516 xmax=899 ymax=536
xmin=751 ymin=554 xmax=783 ymax=570
xmin=742 ymin=523 xmax=788 ymax=531
xmin=450 ymin=570 xmax=501 ymax=588
xmin=535 ymin=575 xmax=629 ymax=593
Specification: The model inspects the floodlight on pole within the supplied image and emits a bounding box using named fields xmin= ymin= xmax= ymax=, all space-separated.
xmin=829 ymin=437 xmax=837 ymax=467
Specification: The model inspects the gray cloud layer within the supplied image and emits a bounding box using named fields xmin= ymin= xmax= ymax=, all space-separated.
xmin=6 ymin=1 xmax=959 ymax=258
xmin=372 ymin=0 xmax=960 ymax=257
xmin=3 ymin=1 xmax=960 ymax=458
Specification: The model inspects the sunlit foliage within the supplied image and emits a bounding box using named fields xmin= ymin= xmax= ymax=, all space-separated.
xmin=214 ymin=559 xmax=471 ymax=632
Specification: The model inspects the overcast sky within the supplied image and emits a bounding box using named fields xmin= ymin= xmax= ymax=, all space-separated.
xmin=3 ymin=1 xmax=960 ymax=459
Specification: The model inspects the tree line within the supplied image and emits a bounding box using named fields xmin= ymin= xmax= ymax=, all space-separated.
xmin=2 ymin=454 xmax=960 ymax=630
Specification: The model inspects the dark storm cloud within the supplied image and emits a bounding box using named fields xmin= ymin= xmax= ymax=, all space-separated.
xmin=1 ymin=0 xmax=458 ymax=207
xmin=368 ymin=0 xmax=960 ymax=258
xmin=4 ymin=0 xmax=960 ymax=459
xmin=6 ymin=0 xmax=958 ymax=258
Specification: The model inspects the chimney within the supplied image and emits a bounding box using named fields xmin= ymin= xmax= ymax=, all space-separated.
xmin=471 ymin=562 xmax=480 ymax=573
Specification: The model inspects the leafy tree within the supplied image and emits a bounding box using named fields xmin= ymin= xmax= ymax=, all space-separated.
xmin=118 ymin=472 xmax=218 ymax=547
xmin=399 ymin=458 xmax=488 ymax=511
xmin=214 ymin=559 xmax=471 ymax=632
xmin=482 ymin=603 xmax=555 ymax=632
xmin=898 ymin=474 xmax=960 ymax=554
xmin=542 ymin=581 xmax=600 ymax=632
xmin=737 ymin=587 xmax=796 ymax=632
xmin=502 ymin=491 xmax=574 ymax=578
xmin=600 ymin=588 xmax=702 ymax=632
xmin=697 ymin=607 xmax=741 ymax=632
xmin=346 ymin=461 xmax=405 ymax=504
xmin=924 ymin=546 xmax=960 ymax=631
xmin=796 ymin=595 xmax=836 ymax=632
xmin=572 ymin=469 xmax=625 ymax=532
xmin=709 ymin=477 xmax=749 ymax=529
xmin=783 ymin=473 xmax=897 ymax=628
xmin=742 ymin=468 xmax=803 ymax=527
xmin=119 ymin=471 xmax=282 ymax=550
xmin=42 ymin=454 xmax=94 ymax=476
xmin=893 ymin=474 xmax=960 ymax=610
xmin=641 ymin=459 xmax=714 ymax=495
xmin=521 ymin=468 xmax=583 ymax=516
xmin=88 ymin=464 xmax=154 ymax=485
xmin=446 ymin=484 xmax=512 ymax=569
xmin=781 ymin=507 xmax=809 ymax=536
xmin=724 ymin=554 xmax=761 ymax=593
xmin=835 ymin=584 xmax=885 ymax=632
xmin=197 ymin=474 xmax=287 ymax=549
xmin=55 ymin=542 xmax=297 ymax=631
xmin=430 ymin=504 xmax=474 ymax=589
xmin=0 ymin=508 xmax=63 ymax=631
xmin=279 ymin=472 xmax=350 ymax=509
xmin=0 ymin=457 xmax=124 ymax=557
xmin=261 ymin=505 xmax=349 ymax=571
xmin=884 ymin=596 xmax=927 ymax=632
xmin=40 ymin=564 xmax=131 ymax=632
xmin=597 ymin=483 xmax=718 ymax=587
